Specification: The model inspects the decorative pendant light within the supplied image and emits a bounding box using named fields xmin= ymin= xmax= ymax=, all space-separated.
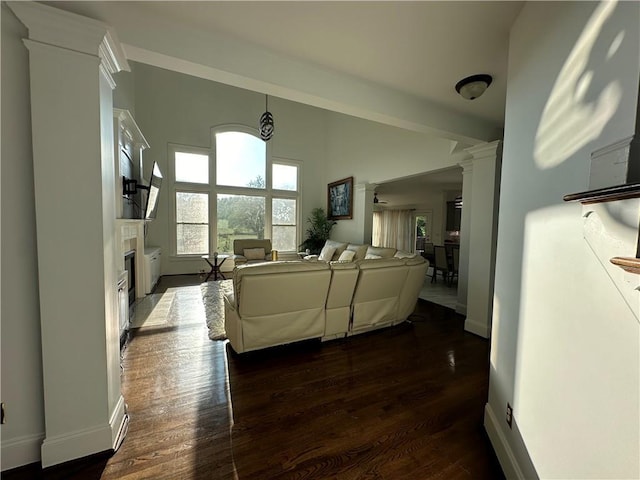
xmin=259 ymin=95 xmax=274 ymax=141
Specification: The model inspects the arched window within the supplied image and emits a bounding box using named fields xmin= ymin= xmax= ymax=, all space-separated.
xmin=170 ymin=127 xmax=300 ymax=257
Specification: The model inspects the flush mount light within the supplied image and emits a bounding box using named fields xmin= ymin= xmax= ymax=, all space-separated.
xmin=259 ymin=94 xmax=274 ymax=141
xmin=455 ymin=74 xmax=493 ymax=100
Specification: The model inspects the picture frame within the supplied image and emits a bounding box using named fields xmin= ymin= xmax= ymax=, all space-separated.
xmin=327 ymin=176 xmax=353 ymax=220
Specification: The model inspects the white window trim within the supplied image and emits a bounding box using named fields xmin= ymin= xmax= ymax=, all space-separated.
xmin=168 ymin=143 xmax=211 ymax=258
xmin=169 ymin=128 xmax=303 ymax=257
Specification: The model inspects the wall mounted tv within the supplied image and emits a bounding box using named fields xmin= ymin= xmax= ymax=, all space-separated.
xmin=142 ymin=162 xmax=162 ymax=220
xmin=122 ymin=161 xmax=162 ymax=220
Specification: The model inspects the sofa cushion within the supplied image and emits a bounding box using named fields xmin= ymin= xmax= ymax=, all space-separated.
xmin=318 ymin=245 xmax=337 ymax=261
xmin=404 ymin=255 xmax=426 ymax=266
xmin=244 ymin=247 xmax=266 ymax=260
xmin=346 ymin=243 xmax=368 ymax=260
xmin=365 ymin=253 xmax=382 ymax=260
xmin=337 ymin=250 xmax=356 ymax=262
xmin=394 ymin=250 xmax=416 ymax=259
xmin=366 ymin=246 xmax=397 ymax=258
xmin=233 ymin=260 xmax=330 ymax=304
xmin=324 ymin=240 xmax=348 ymax=260
xmin=355 ymin=257 xmax=405 ymax=269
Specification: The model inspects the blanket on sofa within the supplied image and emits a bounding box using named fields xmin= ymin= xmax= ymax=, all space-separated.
xmin=200 ymin=279 xmax=233 ymax=340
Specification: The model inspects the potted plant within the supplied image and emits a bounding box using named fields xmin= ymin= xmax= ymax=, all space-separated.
xmin=299 ymin=207 xmax=336 ymax=254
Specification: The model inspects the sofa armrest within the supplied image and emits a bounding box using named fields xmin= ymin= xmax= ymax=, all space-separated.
xmin=223 ymin=290 xmax=236 ymax=310
xmin=230 ymin=254 xmax=247 ymax=266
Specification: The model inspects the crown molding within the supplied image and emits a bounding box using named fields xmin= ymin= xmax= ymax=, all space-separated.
xmin=8 ymin=1 xmax=129 ymax=74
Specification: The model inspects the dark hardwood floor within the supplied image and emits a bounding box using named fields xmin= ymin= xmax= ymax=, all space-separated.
xmin=3 ymin=274 xmax=503 ymax=480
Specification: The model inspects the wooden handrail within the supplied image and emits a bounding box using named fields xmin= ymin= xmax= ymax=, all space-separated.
xmin=563 ymin=183 xmax=640 ymax=204
xmin=610 ymin=257 xmax=640 ymax=275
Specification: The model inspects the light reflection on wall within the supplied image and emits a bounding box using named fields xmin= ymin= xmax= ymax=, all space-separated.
xmin=534 ymin=0 xmax=622 ymax=169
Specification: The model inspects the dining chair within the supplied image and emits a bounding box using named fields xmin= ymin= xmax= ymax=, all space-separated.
xmin=450 ymin=246 xmax=460 ymax=285
xmin=432 ymin=245 xmax=451 ymax=284
xmin=423 ymin=242 xmax=435 ymax=263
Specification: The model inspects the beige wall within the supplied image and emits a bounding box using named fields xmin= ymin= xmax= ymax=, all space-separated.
xmin=0 ymin=4 xmax=46 ymax=469
xmin=488 ymin=2 xmax=640 ymax=478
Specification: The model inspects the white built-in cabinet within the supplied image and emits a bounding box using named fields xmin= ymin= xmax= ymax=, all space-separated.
xmin=144 ymin=247 xmax=162 ymax=293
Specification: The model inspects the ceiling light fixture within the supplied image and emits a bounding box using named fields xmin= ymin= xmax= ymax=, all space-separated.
xmin=259 ymin=94 xmax=274 ymax=141
xmin=455 ymin=74 xmax=493 ymax=100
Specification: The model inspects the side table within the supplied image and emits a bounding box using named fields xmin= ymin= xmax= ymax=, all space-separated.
xmin=202 ymin=254 xmax=229 ymax=281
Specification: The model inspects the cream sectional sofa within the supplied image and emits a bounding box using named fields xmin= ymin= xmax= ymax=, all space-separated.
xmin=223 ymin=242 xmax=428 ymax=354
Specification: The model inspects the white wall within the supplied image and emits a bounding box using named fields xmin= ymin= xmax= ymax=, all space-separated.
xmin=488 ymin=2 xmax=640 ymax=478
xmin=0 ymin=4 xmax=46 ymax=469
xmin=324 ymin=112 xmax=466 ymax=243
xmin=130 ymin=62 xmax=467 ymax=272
xmin=113 ymin=66 xmax=136 ymax=115
xmin=131 ymin=62 xmax=328 ymax=275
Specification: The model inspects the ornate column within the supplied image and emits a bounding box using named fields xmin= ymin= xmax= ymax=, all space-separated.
xmin=354 ymin=183 xmax=376 ymax=244
xmin=8 ymin=2 xmax=130 ymax=467
xmin=463 ymin=141 xmax=502 ymax=338
xmin=456 ymin=159 xmax=474 ymax=315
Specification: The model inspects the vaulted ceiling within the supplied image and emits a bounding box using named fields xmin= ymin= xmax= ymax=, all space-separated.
xmin=47 ymin=1 xmax=523 ymax=141
xmin=46 ymin=1 xmax=524 ymax=204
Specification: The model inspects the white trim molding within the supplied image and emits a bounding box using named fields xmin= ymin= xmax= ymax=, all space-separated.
xmin=464 ymin=316 xmax=491 ymax=338
xmin=484 ymin=403 xmax=539 ymax=480
xmin=8 ymin=1 xmax=129 ymax=74
xmin=1 ymin=432 xmax=45 ymax=472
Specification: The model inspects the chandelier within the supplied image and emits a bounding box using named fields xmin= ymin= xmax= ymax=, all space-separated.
xmin=259 ymin=95 xmax=274 ymax=141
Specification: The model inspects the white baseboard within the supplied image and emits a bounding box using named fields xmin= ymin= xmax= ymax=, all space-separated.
xmin=41 ymin=395 xmax=127 ymax=468
xmin=109 ymin=395 xmax=128 ymax=449
xmin=484 ymin=403 xmax=538 ymax=480
xmin=464 ymin=316 xmax=490 ymax=338
xmin=1 ymin=432 xmax=44 ymax=471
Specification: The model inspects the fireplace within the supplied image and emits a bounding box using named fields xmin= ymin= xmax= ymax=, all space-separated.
xmin=124 ymin=250 xmax=136 ymax=306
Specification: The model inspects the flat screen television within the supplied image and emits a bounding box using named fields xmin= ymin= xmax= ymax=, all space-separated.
xmin=143 ymin=162 xmax=162 ymax=220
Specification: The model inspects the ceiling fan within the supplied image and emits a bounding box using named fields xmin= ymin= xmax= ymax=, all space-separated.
xmin=373 ymin=192 xmax=388 ymax=204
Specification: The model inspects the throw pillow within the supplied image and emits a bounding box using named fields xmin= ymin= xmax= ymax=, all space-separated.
xmin=346 ymin=243 xmax=368 ymax=260
xmin=394 ymin=250 xmax=415 ymax=259
xmin=365 ymin=253 xmax=382 ymax=260
xmin=318 ymin=245 xmax=337 ymax=261
xmin=338 ymin=250 xmax=356 ymax=262
xmin=244 ymin=247 xmax=266 ymax=260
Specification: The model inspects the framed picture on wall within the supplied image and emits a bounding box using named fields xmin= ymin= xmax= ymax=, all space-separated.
xmin=327 ymin=176 xmax=353 ymax=220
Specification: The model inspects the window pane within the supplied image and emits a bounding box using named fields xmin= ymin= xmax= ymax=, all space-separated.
xmin=217 ymin=194 xmax=265 ymax=253
xmin=176 ymin=192 xmax=208 ymax=223
xmin=175 ymin=152 xmax=208 ymax=184
xmin=272 ymin=198 xmax=296 ymax=225
xmin=176 ymin=224 xmax=208 ymax=255
xmin=216 ymin=132 xmax=265 ymax=188
xmin=272 ymin=164 xmax=297 ymax=191
xmin=273 ymin=226 xmax=297 ymax=251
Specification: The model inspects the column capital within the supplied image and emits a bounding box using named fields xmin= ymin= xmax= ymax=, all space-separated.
xmin=465 ymin=139 xmax=503 ymax=161
xmin=8 ymin=1 xmax=129 ymax=77
xmin=356 ymin=182 xmax=378 ymax=192
xmin=458 ymin=159 xmax=474 ymax=174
